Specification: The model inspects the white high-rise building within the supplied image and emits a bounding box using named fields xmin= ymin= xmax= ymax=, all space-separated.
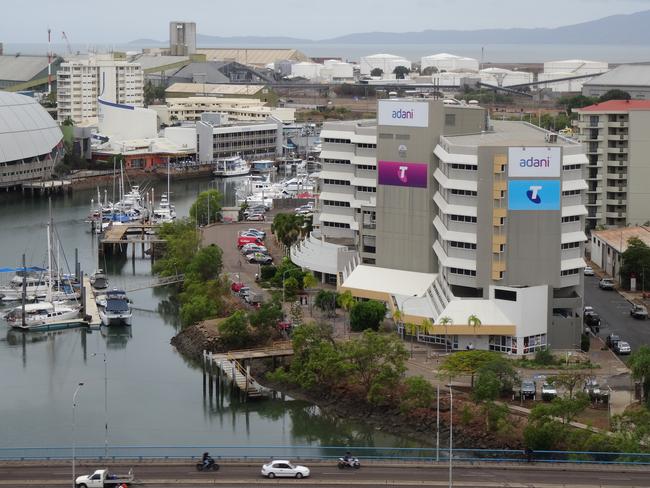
xmin=56 ymin=55 xmax=144 ymax=124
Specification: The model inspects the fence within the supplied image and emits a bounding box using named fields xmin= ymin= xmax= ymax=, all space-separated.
xmin=1 ymin=445 xmax=650 ymax=465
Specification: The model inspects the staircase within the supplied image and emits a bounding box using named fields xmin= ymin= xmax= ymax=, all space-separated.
xmin=206 ymin=352 xmax=270 ymax=399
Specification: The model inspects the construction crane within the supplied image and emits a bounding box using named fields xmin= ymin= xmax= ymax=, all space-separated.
xmin=61 ymin=31 xmax=73 ymax=55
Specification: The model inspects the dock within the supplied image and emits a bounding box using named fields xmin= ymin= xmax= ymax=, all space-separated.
xmin=98 ymin=223 xmax=164 ymax=259
xmin=82 ymin=275 xmax=102 ymax=327
xmin=22 ymin=180 xmax=72 ymax=195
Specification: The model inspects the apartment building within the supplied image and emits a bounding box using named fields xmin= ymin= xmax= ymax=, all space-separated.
xmin=575 ymin=100 xmax=650 ymax=229
xmin=196 ymin=113 xmax=282 ymax=163
xmin=300 ymin=98 xmax=588 ymax=353
xmin=163 ymin=97 xmax=295 ymax=124
xmin=56 ymin=55 xmax=144 ymax=123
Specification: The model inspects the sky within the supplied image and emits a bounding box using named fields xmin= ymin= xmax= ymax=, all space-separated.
xmin=1 ymin=0 xmax=650 ymax=43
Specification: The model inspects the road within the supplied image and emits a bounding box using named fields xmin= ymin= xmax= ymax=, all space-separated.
xmin=2 ymin=461 xmax=650 ymax=487
xmin=584 ymin=275 xmax=650 ymax=359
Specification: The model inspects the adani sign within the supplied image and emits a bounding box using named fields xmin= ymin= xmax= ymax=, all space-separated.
xmin=378 ymin=161 xmax=428 ymax=188
xmin=508 ymin=180 xmax=561 ymax=211
xmin=508 ymin=147 xmax=561 ymax=178
xmin=378 ymin=100 xmax=429 ymax=128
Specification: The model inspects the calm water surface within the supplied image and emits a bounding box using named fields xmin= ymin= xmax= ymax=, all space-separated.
xmin=0 ymin=177 xmax=422 ymax=452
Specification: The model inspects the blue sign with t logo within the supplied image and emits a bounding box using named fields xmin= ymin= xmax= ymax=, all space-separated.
xmin=508 ymin=180 xmax=561 ymax=211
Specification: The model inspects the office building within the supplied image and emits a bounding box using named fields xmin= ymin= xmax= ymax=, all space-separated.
xmin=0 ymin=91 xmax=63 ymax=188
xmin=170 ymin=21 xmax=197 ymax=56
xmin=575 ymin=100 xmax=650 ymax=228
xmin=56 ymin=55 xmax=144 ymax=123
xmin=159 ymin=97 xmax=295 ymax=124
xmin=196 ymin=113 xmax=282 ymax=163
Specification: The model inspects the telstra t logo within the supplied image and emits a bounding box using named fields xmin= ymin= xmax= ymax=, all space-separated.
xmin=526 ymin=185 xmax=543 ymax=204
xmin=398 ymin=165 xmax=409 ymax=183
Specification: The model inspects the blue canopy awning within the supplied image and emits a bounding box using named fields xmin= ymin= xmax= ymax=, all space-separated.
xmin=0 ymin=266 xmax=46 ymax=273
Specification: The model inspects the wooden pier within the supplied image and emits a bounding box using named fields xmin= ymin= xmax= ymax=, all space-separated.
xmin=82 ymin=275 xmax=102 ymax=327
xmin=202 ymin=342 xmax=294 ymax=400
xmin=22 ymin=180 xmax=72 ymax=196
xmin=98 ymin=223 xmax=164 ymax=259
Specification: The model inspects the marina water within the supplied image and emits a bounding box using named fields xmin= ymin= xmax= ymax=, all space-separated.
xmin=0 ymin=178 xmax=422 ymax=454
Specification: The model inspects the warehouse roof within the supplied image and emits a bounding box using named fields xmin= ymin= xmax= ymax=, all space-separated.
xmin=129 ymin=54 xmax=190 ymax=71
xmin=584 ymin=64 xmax=650 ymax=88
xmin=0 ymin=55 xmax=50 ymax=82
xmin=196 ymin=48 xmax=309 ymax=66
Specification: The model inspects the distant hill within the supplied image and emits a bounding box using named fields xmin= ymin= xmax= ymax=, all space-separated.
xmin=129 ymin=10 xmax=650 ymax=47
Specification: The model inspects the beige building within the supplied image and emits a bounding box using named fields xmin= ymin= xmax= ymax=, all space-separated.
xmin=161 ymin=97 xmax=295 ymax=124
xmin=57 ymin=55 xmax=143 ymax=123
xmin=589 ymin=226 xmax=650 ymax=281
xmin=196 ymin=48 xmax=309 ymax=68
xmin=164 ymin=82 xmax=278 ymax=105
xmin=575 ymin=100 xmax=650 ymax=229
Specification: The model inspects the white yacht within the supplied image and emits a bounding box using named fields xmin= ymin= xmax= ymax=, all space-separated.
xmin=5 ymin=301 xmax=82 ymax=331
xmin=152 ymin=193 xmax=176 ymax=224
xmin=97 ymin=289 xmax=133 ymax=326
xmin=213 ymin=156 xmax=251 ymax=177
xmin=251 ymin=160 xmax=275 ymax=174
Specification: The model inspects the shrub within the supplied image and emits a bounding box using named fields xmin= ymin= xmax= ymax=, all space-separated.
xmin=534 ymin=347 xmax=556 ymax=366
xmin=400 ymin=376 xmax=437 ymax=413
xmin=349 ymin=300 xmax=387 ymax=332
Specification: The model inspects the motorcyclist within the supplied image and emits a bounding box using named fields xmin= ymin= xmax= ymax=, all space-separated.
xmin=202 ymin=452 xmax=213 ymax=468
xmin=343 ymin=451 xmax=353 ymax=463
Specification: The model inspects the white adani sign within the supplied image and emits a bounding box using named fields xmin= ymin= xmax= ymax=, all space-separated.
xmin=508 ymin=147 xmax=561 ymax=178
xmin=378 ymin=100 xmax=429 ymax=128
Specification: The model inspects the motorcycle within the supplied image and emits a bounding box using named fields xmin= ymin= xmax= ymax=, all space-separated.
xmin=338 ymin=457 xmax=361 ymax=469
xmin=196 ymin=458 xmax=220 ymax=471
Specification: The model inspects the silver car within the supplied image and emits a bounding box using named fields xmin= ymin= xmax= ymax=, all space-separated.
xmin=261 ymin=460 xmax=310 ymax=479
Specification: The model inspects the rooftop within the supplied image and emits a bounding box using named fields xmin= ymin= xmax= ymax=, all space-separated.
xmin=196 ymin=48 xmax=309 ymax=66
xmin=165 ymin=82 xmax=266 ymax=96
xmin=591 ymin=226 xmax=650 ymax=253
xmin=576 ymin=99 xmax=650 ymax=112
xmin=340 ymin=265 xmax=437 ymax=298
xmin=444 ymin=120 xmax=581 ymax=147
xmin=0 ymin=55 xmax=51 ymax=82
xmin=584 ymin=64 xmax=650 ymax=87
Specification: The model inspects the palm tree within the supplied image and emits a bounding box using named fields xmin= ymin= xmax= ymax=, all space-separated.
xmin=337 ymin=290 xmax=356 ymax=337
xmin=302 ymin=272 xmax=318 ymax=315
xmin=421 ymin=318 xmax=433 ymax=335
xmin=438 ymin=316 xmax=453 ymax=352
xmin=467 ymin=314 xmax=482 ymax=329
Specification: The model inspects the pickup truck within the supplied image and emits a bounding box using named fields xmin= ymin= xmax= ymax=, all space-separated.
xmin=75 ymin=468 xmax=134 ymax=488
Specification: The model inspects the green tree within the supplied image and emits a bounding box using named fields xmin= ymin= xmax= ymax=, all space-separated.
xmin=393 ymin=65 xmax=410 ymax=79
xmin=530 ymin=393 xmax=590 ymax=425
xmin=179 ymin=293 xmax=218 ymax=327
xmin=283 ymin=276 xmax=299 ymax=301
xmin=479 ymin=356 xmax=519 ymax=395
xmin=467 ymin=314 xmax=482 ymax=331
xmin=337 ymin=290 xmax=356 ymax=333
xmin=629 ymin=345 xmax=650 ymax=405
xmin=370 ymin=68 xmax=383 ymax=77
xmin=349 ymin=300 xmax=386 ymax=332
xmin=272 ymin=213 xmax=309 ymax=248
xmin=439 ymin=350 xmax=503 ymax=387
xmin=621 ymin=237 xmax=650 ymax=290
xmin=290 ymin=301 xmax=304 ymax=327
xmin=421 ymin=66 xmax=439 ymax=76
xmin=314 ymin=289 xmax=338 ymax=318
xmin=548 ymin=372 xmax=587 ymax=399
xmin=219 ymin=311 xmax=251 ymax=348
xmin=190 ymin=189 xmax=222 ymax=225
xmin=249 ymin=301 xmax=283 ymax=335
xmin=153 ymin=219 xmax=201 ymax=277
xmin=558 ymin=94 xmax=598 ymax=115
xmin=599 ymin=89 xmax=631 ymax=102
xmin=524 ymin=420 xmax=564 ymax=450
xmin=343 ymin=330 xmax=408 ymax=404
xmin=186 ymin=245 xmax=223 ymax=282
xmin=289 ymin=325 xmax=347 ymax=390
xmin=302 ymin=272 xmax=318 ymax=313
xmin=400 ymin=376 xmax=437 ymax=413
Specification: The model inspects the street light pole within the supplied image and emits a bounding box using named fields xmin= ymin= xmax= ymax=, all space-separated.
xmin=92 ymin=352 xmax=108 ymax=458
xmin=282 ymin=269 xmax=291 ymax=304
xmin=72 ymin=382 xmax=84 ymax=488
xmin=449 ymin=384 xmax=453 ymax=488
xmin=436 ymin=383 xmax=440 ymax=462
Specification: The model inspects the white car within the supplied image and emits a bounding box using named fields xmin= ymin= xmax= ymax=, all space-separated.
xmin=583 ymin=266 xmax=595 ymax=276
xmin=261 ymin=460 xmax=310 ymax=479
xmin=241 ymin=243 xmax=268 ymax=254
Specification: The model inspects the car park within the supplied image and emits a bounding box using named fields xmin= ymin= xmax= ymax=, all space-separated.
xmin=244 ymin=228 xmax=266 ymax=239
xmin=521 ymin=380 xmax=536 ymax=400
xmin=614 ymin=341 xmax=632 ymax=355
xmin=599 ymin=278 xmax=615 ymax=290
xmin=241 ymin=244 xmax=268 ymax=255
xmin=541 ymin=383 xmax=557 ymax=401
xmin=237 ymin=235 xmax=263 ymax=248
xmin=605 ymin=333 xmax=621 ymax=348
xmin=631 ymin=304 xmax=648 ymax=320
xmin=261 ymin=460 xmax=310 ymax=479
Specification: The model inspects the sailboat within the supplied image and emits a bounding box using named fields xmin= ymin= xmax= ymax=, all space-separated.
xmin=5 ymin=213 xmax=82 ymax=331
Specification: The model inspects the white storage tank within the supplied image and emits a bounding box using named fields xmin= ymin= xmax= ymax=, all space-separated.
xmin=479 ymin=68 xmax=533 ymax=87
xmin=421 ymin=53 xmax=479 ymax=73
xmin=290 ymin=62 xmax=323 ymax=80
xmin=359 ymin=53 xmax=411 ymax=76
xmin=543 ymin=59 xmax=609 ymax=76
xmin=323 ymin=59 xmax=354 ymax=80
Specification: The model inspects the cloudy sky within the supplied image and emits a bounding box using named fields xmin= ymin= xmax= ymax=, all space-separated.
xmin=1 ymin=0 xmax=649 ymax=42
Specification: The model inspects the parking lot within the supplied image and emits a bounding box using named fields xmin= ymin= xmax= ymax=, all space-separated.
xmin=584 ymin=275 xmax=650 ymax=360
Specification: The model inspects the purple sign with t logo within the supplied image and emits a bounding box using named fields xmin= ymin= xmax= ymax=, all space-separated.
xmin=378 ymin=161 xmax=428 ymax=188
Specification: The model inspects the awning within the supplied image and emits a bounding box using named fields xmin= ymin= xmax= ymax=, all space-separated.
xmin=351 ymin=176 xmax=376 ymax=187
xmin=433 ymin=193 xmax=477 ymax=217
xmin=561 ymin=257 xmax=586 ymax=271
xmin=319 ymin=192 xmax=354 ymax=203
xmin=562 ymin=179 xmax=588 ymax=192
xmin=562 ymin=205 xmax=588 ymax=218
xmin=434 ymin=145 xmax=478 ymax=165
xmin=0 ymin=266 xmax=46 ymax=273
xmin=434 ymin=216 xmax=477 ymax=244
xmin=434 ymin=168 xmax=478 ymax=191
xmin=433 ymin=241 xmax=477 ymax=270
xmin=320 ymin=170 xmax=354 ymax=181
xmin=561 ymin=231 xmax=588 ymax=245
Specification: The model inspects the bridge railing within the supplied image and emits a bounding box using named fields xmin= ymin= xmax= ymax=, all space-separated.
xmin=1 ymin=446 xmax=650 ymax=465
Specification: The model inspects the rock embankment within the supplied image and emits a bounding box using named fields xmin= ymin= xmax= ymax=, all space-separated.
xmin=170 ymin=321 xmax=224 ymax=362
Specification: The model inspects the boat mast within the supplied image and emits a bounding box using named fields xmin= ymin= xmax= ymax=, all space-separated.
xmin=46 ymin=201 xmax=53 ymax=305
xmin=21 ymin=253 xmax=26 ymax=327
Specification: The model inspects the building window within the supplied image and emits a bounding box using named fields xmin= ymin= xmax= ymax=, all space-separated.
xmin=445 ymin=113 xmax=456 ymax=126
xmin=323 ymin=179 xmax=351 ymax=186
xmin=449 ymin=267 xmax=476 ymax=276
xmin=523 ymin=334 xmax=547 ymax=354
xmin=323 ymin=221 xmax=351 ymax=229
xmin=564 ymin=164 xmax=582 ymax=171
xmin=356 ymin=143 xmax=377 ymax=149
xmin=562 ymin=190 xmax=581 ymax=196
xmin=323 ymin=138 xmax=351 ymax=144
xmin=561 ymin=268 xmax=580 ymax=276
xmin=323 ymin=200 xmax=351 ymax=207
xmin=562 ymin=215 xmax=580 ymax=223
xmin=356 ymin=164 xmax=376 ymax=171
xmin=449 ymin=241 xmax=477 ymax=249
xmin=489 ymin=335 xmax=517 ymax=353
xmin=449 ymin=214 xmax=477 ymax=223
xmin=450 ymin=189 xmax=477 ymax=197
xmin=356 ymin=186 xmax=376 ymax=193
xmin=322 ymin=158 xmax=351 ymax=165
xmin=561 ymin=242 xmax=581 ymax=250
xmin=494 ymin=289 xmax=517 ymax=301
xmin=450 ymin=163 xmax=477 ymax=171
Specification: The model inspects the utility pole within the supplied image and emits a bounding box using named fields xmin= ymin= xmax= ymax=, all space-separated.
xmin=449 ymin=384 xmax=453 ymax=488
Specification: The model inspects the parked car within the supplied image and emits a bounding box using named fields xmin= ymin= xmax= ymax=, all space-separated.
xmin=231 ymin=282 xmax=246 ymax=293
xmin=584 ymin=378 xmax=610 ymax=403
xmin=521 ymin=380 xmax=537 ymax=401
xmin=599 ymin=278 xmax=615 ymax=290
xmin=247 ymin=252 xmax=272 ymax=265
xmin=261 ymin=460 xmax=310 ymax=479
xmin=237 ymin=235 xmax=263 ymax=248
xmin=606 ymin=334 xmax=621 ymax=348
xmin=238 ymin=286 xmax=251 ymax=299
xmin=583 ymin=266 xmax=595 ymax=276
xmin=631 ymin=304 xmax=648 ymax=320
xmin=614 ymin=341 xmax=632 ymax=355
xmin=243 ymin=228 xmax=266 ymax=239
xmin=247 ymin=213 xmax=266 ymax=222
xmin=541 ymin=383 xmax=557 ymax=401
xmin=241 ymin=244 xmax=268 ymax=255
xmin=584 ymin=312 xmax=601 ymax=332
